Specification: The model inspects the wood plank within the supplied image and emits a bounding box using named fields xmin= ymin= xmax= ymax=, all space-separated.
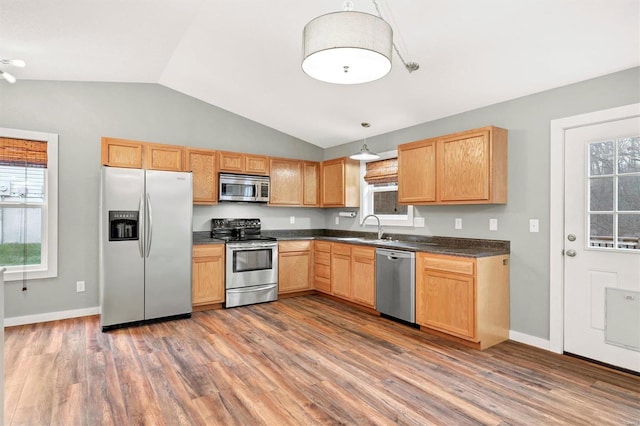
xmin=4 ymin=296 xmax=639 ymax=425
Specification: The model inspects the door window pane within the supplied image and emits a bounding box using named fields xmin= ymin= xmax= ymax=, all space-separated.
xmin=589 ymin=141 xmax=614 ymax=176
xmin=590 ymin=214 xmax=614 ymax=248
xmin=590 ymin=177 xmax=613 ymax=211
xmin=0 ymin=207 xmax=42 ymax=266
xmin=618 ymin=137 xmax=640 ymax=174
xmin=618 ymin=175 xmax=640 ymax=211
xmin=618 ymin=214 xmax=640 ymax=250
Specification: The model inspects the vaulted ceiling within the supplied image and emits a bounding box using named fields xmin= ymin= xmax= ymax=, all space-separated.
xmin=1 ymin=0 xmax=638 ymax=148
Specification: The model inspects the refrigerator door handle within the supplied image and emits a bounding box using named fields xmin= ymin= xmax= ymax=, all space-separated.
xmin=138 ymin=195 xmax=144 ymax=257
xmin=146 ymin=193 xmax=153 ymax=257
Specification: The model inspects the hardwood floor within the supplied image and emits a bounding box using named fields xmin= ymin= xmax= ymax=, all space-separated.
xmin=4 ymin=295 xmax=639 ymax=425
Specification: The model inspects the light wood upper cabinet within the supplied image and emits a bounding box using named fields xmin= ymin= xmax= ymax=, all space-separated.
xmin=398 ymin=126 xmax=507 ymax=205
xmin=219 ymin=151 xmax=269 ymax=175
xmin=415 ymin=252 xmax=509 ymax=349
xmin=269 ymin=158 xmax=302 ymax=206
xmin=192 ymin=244 xmax=225 ymax=306
xmin=185 ymin=148 xmax=217 ymax=205
xmin=302 ymin=161 xmax=320 ymax=207
xmin=101 ymin=137 xmax=144 ymax=169
xmin=350 ymin=246 xmax=376 ymax=308
xmin=145 ymin=143 xmax=184 ymax=171
xmin=314 ymin=241 xmax=332 ymax=294
xmin=397 ymin=139 xmax=436 ymax=204
xmin=321 ymin=157 xmax=360 ymax=207
xmin=278 ymin=241 xmax=313 ymax=294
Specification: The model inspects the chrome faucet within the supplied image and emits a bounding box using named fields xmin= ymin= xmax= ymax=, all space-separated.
xmin=362 ymin=214 xmax=384 ymax=239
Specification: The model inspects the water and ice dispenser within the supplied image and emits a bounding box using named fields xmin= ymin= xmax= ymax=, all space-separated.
xmin=108 ymin=211 xmax=139 ymax=241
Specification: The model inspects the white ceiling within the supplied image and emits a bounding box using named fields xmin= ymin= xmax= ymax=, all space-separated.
xmin=1 ymin=0 xmax=638 ymax=148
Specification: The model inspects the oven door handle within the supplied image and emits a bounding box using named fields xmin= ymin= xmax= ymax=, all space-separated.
xmin=227 ymin=283 xmax=276 ymax=293
xmin=227 ymin=243 xmax=277 ymax=250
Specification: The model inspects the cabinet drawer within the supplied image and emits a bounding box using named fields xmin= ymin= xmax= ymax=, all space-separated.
xmin=315 ymin=264 xmax=331 ymax=279
xmin=332 ymin=243 xmax=351 ymax=256
xmin=315 ymin=251 xmax=331 ymax=266
xmin=315 ymin=241 xmax=332 ymax=253
xmin=351 ymin=246 xmax=375 ymax=260
xmin=279 ymin=240 xmax=312 ymax=252
xmin=422 ymin=254 xmax=474 ymax=275
xmin=193 ymin=244 xmax=224 ymax=258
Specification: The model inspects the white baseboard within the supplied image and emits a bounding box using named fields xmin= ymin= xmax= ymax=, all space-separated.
xmin=509 ymin=330 xmax=551 ymax=351
xmin=4 ymin=306 xmax=100 ymax=327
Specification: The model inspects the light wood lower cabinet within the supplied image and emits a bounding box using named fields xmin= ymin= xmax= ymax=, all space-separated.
xmin=329 ymin=243 xmax=376 ymax=308
xmin=278 ymin=241 xmax=313 ymax=294
xmin=314 ymin=241 xmax=332 ymax=293
xmin=416 ymin=252 xmax=509 ymax=349
xmin=350 ymin=246 xmax=376 ymax=308
xmin=192 ymin=244 xmax=225 ymax=306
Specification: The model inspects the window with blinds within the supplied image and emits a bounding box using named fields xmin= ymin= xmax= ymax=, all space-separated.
xmin=0 ymin=132 xmax=57 ymax=281
xmin=360 ymin=155 xmax=414 ymax=227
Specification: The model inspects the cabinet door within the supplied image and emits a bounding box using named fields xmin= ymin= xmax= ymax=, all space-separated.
xmin=270 ymin=159 xmax=302 ymax=206
xmin=321 ymin=160 xmax=345 ymax=207
xmin=279 ymin=251 xmax=312 ymax=293
xmin=417 ymin=268 xmax=476 ymax=340
xmin=186 ymin=149 xmax=217 ymax=205
xmin=331 ymin=244 xmax=351 ymax=299
xmin=438 ymin=130 xmax=490 ymax=201
xmin=302 ymin=161 xmax=320 ymax=207
xmin=146 ymin=143 xmax=184 ymax=172
xmin=218 ymin=151 xmax=244 ymax=173
xmin=192 ymin=245 xmax=225 ymax=306
xmin=101 ymin=137 xmax=144 ymax=168
xmin=351 ymin=246 xmax=376 ymax=308
xmin=398 ymin=139 xmax=436 ymax=203
xmin=245 ymin=155 xmax=269 ymax=175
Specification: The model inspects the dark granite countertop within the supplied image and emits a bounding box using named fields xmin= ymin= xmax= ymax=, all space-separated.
xmin=195 ymin=229 xmax=509 ymax=258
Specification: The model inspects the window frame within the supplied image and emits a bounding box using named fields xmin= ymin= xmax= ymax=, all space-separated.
xmin=359 ymin=149 xmax=414 ymax=227
xmin=0 ymin=128 xmax=58 ymax=281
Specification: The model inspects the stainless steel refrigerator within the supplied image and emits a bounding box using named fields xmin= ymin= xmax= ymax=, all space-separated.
xmin=99 ymin=166 xmax=193 ymax=330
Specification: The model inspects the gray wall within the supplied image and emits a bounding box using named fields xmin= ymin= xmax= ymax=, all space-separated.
xmin=325 ymin=67 xmax=640 ymax=339
xmin=1 ymin=68 xmax=638 ymax=341
xmin=0 ymin=81 xmax=324 ymax=318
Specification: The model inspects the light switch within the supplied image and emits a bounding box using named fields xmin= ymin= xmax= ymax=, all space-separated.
xmin=335 ymin=216 xmax=339 ymax=225
xmin=530 ymin=219 xmax=539 ymax=233
xmin=455 ymin=218 xmax=462 ymax=230
xmin=289 ymin=216 xmax=295 ymax=224
xmin=489 ymin=218 xmax=498 ymax=231
xmin=413 ymin=217 xmax=425 ymax=227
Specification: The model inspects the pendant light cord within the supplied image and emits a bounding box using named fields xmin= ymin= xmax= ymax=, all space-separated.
xmin=371 ymin=0 xmax=419 ymax=73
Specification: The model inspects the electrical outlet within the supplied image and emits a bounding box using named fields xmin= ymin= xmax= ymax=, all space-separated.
xmin=413 ymin=217 xmax=425 ymax=227
xmin=76 ymin=280 xmax=85 ymax=292
xmin=455 ymin=218 xmax=462 ymax=230
xmin=489 ymin=218 xmax=498 ymax=231
xmin=529 ymin=219 xmax=539 ymax=233
xmin=335 ymin=216 xmax=339 ymax=225
xmin=289 ymin=216 xmax=295 ymax=224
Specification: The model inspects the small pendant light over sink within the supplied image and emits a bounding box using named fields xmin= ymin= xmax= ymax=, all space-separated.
xmin=350 ymin=122 xmax=380 ymax=161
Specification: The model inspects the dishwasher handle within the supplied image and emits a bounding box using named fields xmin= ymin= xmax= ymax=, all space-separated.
xmin=376 ymin=248 xmax=415 ymax=260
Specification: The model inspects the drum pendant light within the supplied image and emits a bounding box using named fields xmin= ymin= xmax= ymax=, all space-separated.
xmin=302 ymin=8 xmax=393 ymax=85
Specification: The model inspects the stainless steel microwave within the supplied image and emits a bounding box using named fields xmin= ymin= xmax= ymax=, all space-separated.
xmin=219 ymin=173 xmax=270 ymax=203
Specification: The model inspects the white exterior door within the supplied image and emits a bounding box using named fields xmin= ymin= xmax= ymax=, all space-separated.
xmin=563 ymin=116 xmax=640 ymax=372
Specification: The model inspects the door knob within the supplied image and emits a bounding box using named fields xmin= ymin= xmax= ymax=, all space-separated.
xmin=567 ymin=234 xmax=576 ymax=242
xmin=566 ymin=249 xmax=577 ymax=257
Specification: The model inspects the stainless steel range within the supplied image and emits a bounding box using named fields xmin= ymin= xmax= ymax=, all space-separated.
xmin=211 ymin=218 xmax=278 ymax=308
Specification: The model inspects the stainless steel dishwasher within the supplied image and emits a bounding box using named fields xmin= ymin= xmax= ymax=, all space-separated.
xmin=376 ymin=248 xmax=416 ymax=323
